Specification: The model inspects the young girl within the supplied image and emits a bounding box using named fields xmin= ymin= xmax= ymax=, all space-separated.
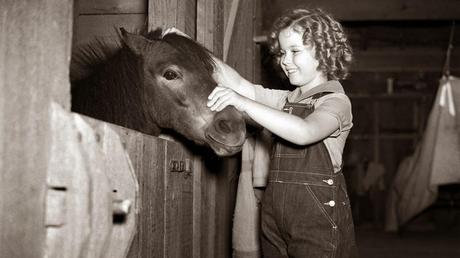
xmin=208 ymin=7 xmax=357 ymax=258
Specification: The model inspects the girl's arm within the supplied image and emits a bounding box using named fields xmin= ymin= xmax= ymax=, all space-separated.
xmin=208 ymin=87 xmax=339 ymax=145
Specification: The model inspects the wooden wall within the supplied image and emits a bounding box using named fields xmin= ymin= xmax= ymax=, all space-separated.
xmin=73 ymin=0 xmax=147 ymax=46
xmin=1 ymin=1 xmax=73 ymax=257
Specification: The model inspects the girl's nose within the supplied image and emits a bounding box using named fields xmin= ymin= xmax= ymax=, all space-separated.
xmin=281 ymin=53 xmax=292 ymax=66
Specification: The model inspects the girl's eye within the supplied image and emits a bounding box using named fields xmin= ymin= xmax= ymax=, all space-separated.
xmin=163 ymin=70 xmax=179 ymax=80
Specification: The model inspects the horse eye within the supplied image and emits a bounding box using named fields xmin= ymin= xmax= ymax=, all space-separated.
xmin=163 ymin=70 xmax=179 ymax=80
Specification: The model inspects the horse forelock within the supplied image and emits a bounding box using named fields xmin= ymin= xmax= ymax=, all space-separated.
xmin=161 ymin=33 xmax=216 ymax=75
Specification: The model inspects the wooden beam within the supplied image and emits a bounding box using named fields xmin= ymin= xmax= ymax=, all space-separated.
xmin=263 ymin=0 xmax=460 ymax=27
xmin=78 ymin=0 xmax=146 ymax=14
xmin=0 ymin=0 xmax=73 ymax=257
xmin=351 ymin=48 xmax=460 ymax=72
xmin=223 ymin=0 xmax=240 ymax=62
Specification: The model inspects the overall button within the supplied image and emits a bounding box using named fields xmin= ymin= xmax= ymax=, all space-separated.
xmin=324 ymin=200 xmax=336 ymax=207
xmin=322 ymin=179 xmax=334 ymax=185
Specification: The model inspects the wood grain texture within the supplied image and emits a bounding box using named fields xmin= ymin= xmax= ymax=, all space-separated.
xmin=164 ymin=142 xmax=194 ymax=258
xmin=92 ymin=120 xmax=139 ymax=258
xmin=263 ymin=0 xmax=460 ymax=26
xmin=74 ymin=14 xmax=146 ymax=46
xmin=148 ymin=0 xmax=196 ymax=38
xmin=118 ymin=130 xmax=166 ymax=258
xmin=0 ymin=1 xmax=72 ymax=257
xmin=78 ymin=0 xmax=147 ymax=14
xmin=225 ymin=0 xmax=257 ymax=86
xmin=46 ymin=104 xmax=92 ymax=258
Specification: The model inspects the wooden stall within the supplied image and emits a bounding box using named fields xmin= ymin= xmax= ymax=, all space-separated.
xmin=1 ymin=0 xmax=259 ymax=257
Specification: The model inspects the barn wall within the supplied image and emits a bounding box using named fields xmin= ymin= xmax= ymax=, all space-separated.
xmin=73 ymin=0 xmax=147 ymax=46
xmin=0 ymin=1 xmax=73 ymax=258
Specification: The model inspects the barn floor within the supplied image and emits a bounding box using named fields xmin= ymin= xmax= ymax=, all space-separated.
xmin=356 ymin=220 xmax=460 ymax=258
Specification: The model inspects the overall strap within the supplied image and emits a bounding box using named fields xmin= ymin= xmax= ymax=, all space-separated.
xmin=284 ymin=91 xmax=334 ymax=107
xmin=311 ymin=91 xmax=333 ymax=100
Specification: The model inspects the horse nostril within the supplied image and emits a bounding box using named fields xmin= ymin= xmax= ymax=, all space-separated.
xmin=217 ymin=119 xmax=233 ymax=134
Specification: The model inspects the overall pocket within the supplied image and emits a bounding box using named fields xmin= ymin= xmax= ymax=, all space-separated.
xmin=304 ymin=184 xmax=337 ymax=229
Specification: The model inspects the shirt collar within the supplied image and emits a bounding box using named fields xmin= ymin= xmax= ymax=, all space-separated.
xmin=287 ymin=80 xmax=345 ymax=103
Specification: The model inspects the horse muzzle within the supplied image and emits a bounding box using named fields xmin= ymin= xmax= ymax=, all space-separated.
xmin=205 ymin=106 xmax=246 ymax=156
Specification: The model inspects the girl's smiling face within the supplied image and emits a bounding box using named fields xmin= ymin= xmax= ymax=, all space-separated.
xmin=278 ymin=27 xmax=326 ymax=90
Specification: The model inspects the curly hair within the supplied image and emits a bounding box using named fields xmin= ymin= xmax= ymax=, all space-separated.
xmin=268 ymin=8 xmax=353 ymax=81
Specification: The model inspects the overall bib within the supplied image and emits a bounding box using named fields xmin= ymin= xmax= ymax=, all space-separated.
xmin=261 ymin=92 xmax=357 ymax=258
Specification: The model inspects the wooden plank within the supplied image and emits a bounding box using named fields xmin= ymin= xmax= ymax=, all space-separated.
xmin=351 ymin=48 xmax=460 ymax=72
xmin=78 ymin=0 xmax=147 ymax=14
xmin=201 ymin=163 xmax=218 ymax=258
xmin=46 ymin=104 xmax=92 ymax=258
xmin=263 ymin=0 xmax=460 ymax=25
xmin=223 ymin=0 xmax=240 ymax=62
xmin=345 ymin=22 xmax=460 ymax=49
xmin=0 ymin=1 xmax=72 ymax=257
xmin=226 ymin=0 xmax=257 ymax=81
xmin=149 ymin=0 xmax=178 ymax=31
xmin=192 ymin=156 xmax=203 ymax=258
xmin=164 ymin=142 xmax=194 ymax=258
xmin=73 ymin=114 xmax=113 ymax=258
xmin=197 ymin=0 xmax=223 ymax=55
xmin=95 ymin=122 xmax=139 ymax=258
xmin=148 ymin=0 xmax=196 ymax=37
xmin=118 ymin=130 xmax=166 ymax=258
xmin=74 ymin=14 xmax=146 ymax=46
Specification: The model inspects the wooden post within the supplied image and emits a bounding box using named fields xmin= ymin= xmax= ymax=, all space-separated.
xmin=0 ymin=1 xmax=73 ymax=257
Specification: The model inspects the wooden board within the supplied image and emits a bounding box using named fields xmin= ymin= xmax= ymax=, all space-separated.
xmin=78 ymin=0 xmax=146 ymax=14
xmin=148 ymin=0 xmax=196 ymax=36
xmin=263 ymin=0 xmax=460 ymax=27
xmin=0 ymin=1 xmax=72 ymax=257
xmin=225 ymin=0 xmax=257 ymax=80
xmin=119 ymin=130 xmax=167 ymax=258
xmin=74 ymin=14 xmax=147 ymax=46
xmin=352 ymin=48 xmax=460 ymax=72
xmin=164 ymin=142 xmax=194 ymax=257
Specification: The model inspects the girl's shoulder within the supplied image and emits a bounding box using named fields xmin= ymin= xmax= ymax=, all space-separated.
xmin=314 ymin=92 xmax=351 ymax=106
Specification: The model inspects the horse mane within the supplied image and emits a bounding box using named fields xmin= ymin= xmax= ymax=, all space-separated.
xmin=70 ymin=28 xmax=216 ymax=82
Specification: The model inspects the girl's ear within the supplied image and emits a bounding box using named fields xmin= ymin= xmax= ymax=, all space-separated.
xmin=120 ymin=27 xmax=150 ymax=55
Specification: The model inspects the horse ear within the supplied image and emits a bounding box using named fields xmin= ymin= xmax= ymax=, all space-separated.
xmin=120 ymin=27 xmax=150 ymax=55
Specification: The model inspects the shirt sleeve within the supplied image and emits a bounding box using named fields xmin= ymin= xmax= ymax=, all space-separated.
xmin=253 ymin=84 xmax=289 ymax=110
xmin=314 ymin=93 xmax=353 ymax=137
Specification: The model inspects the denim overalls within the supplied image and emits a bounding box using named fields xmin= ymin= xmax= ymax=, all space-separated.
xmin=261 ymin=92 xmax=357 ymax=258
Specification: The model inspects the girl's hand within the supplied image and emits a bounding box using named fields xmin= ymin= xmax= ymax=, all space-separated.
xmin=211 ymin=57 xmax=254 ymax=94
xmin=207 ymin=86 xmax=248 ymax=112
